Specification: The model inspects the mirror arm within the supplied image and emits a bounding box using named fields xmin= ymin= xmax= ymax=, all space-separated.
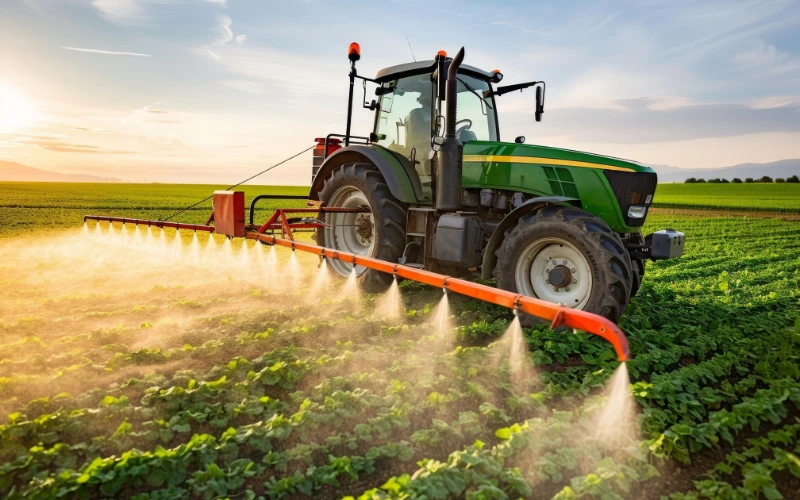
xmin=486 ymin=80 xmax=544 ymax=98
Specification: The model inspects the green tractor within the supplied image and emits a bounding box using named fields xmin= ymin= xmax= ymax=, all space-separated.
xmin=311 ymin=44 xmax=684 ymax=324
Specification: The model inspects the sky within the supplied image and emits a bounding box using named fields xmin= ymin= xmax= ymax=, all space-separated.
xmin=1 ymin=0 xmax=799 ymax=184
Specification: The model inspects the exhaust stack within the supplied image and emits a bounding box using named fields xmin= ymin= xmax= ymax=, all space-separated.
xmin=435 ymin=47 xmax=465 ymax=212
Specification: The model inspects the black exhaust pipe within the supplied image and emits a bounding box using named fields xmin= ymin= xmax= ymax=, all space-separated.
xmin=435 ymin=47 xmax=465 ymax=212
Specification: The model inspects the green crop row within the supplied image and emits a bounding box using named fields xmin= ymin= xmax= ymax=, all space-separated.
xmin=2 ymin=203 xmax=800 ymax=498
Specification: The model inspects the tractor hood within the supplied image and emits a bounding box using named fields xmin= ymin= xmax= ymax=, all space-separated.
xmin=462 ymin=141 xmax=655 ymax=175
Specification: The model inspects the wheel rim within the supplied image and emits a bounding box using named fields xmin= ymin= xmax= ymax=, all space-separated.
xmin=324 ymin=186 xmax=375 ymax=277
xmin=514 ymin=237 xmax=592 ymax=309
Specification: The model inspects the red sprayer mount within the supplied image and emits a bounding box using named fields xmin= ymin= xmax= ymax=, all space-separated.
xmin=84 ymin=190 xmax=630 ymax=362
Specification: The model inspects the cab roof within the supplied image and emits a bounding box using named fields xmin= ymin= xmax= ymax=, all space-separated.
xmin=375 ymin=59 xmax=495 ymax=83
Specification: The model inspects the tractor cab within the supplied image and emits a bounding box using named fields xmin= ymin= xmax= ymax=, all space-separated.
xmin=371 ymin=60 xmax=500 ymax=187
xmin=309 ymin=44 xmax=684 ymax=326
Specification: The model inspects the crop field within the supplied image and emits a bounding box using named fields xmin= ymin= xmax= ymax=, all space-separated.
xmin=1 ymin=182 xmax=799 ymax=499
xmin=653 ymin=184 xmax=800 ymax=213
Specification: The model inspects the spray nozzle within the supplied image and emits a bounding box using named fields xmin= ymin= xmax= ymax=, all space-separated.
xmin=512 ymin=296 xmax=523 ymax=316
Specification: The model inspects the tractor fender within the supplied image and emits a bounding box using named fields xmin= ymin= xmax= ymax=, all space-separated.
xmin=480 ymin=196 xmax=580 ymax=279
xmin=309 ymin=145 xmax=423 ymax=204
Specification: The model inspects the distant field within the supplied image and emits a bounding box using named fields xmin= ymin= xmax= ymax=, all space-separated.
xmin=3 ymin=181 xmax=800 ymax=237
xmin=0 ymin=182 xmax=309 ymax=237
xmin=653 ymin=183 xmax=800 ymax=213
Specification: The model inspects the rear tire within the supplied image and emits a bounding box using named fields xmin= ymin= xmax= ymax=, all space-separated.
xmin=315 ymin=163 xmax=407 ymax=293
xmin=493 ymin=206 xmax=632 ymax=325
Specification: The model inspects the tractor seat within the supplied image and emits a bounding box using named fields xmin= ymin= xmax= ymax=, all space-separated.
xmin=458 ymin=129 xmax=478 ymax=143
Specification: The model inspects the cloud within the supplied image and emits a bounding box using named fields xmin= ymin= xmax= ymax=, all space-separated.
xmin=203 ymin=47 xmax=221 ymax=60
xmin=213 ymin=14 xmax=246 ymax=46
xmin=589 ymin=11 xmax=621 ymax=33
xmin=215 ymin=14 xmax=234 ymax=44
xmin=91 ymin=0 xmax=144 ymax=25
xmin=732 ymin=40 xmax=800 ymax=77
xmin=471 ymin=21 xmax=539 ymax=34
xmin=61 ymin=46 xmax=152 ymax=57
xmin=534 ymin=98 xmax=800 ymax=144
xmin=121 ymin=101 xmax=164 ymax=124
xmin=209 ymin=45 xmax=342 ymax=99
xmin=137 ymin=135 xmax=185 ymax=150
xmin=4 ymin=133 xmax=135 ymax=154
xmin=751 ymin=96 xmax=800 ymax=110
xmin=207 ymin=0 xmax=227 ymax=6
xmin=200 ymin=16 xmax=246 ymax=61
xmin=74 ymin=126 xmax=108 ymax=133
xmin=214 ymin=80 xmax=267 ymax=94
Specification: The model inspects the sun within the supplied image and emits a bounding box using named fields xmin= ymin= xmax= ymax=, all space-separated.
xmin=1 ymin=84 xmax=37 ymax=132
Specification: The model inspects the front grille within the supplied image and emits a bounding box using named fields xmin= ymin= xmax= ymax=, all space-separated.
xmin=603 ymin=170 xmax=658 ymax=227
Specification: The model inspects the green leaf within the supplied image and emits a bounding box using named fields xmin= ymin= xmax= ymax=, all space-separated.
xmin=172 ymin=423 xmax=191 ymax=433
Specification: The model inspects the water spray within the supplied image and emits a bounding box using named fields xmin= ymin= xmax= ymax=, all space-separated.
xmin=288 ymin=247 xmax=302 ymax=280
xmin=239 ymin=238 xmax=250 ymax=267
xmin=172 ymin=228 xmax=182 ymax=258
xmin=83 ymin=201 xmax=632 ymax=363
xmin=431 ymin=287 xmax=452 ymax=336
xmin=374 ymin=272 xmax=402 ymax=319
xmin=593 ymin=362 xmax=637 ymax=445
xmin=190 ymin=232 xmax=200 ymax=264
xmin=266 ymin=245 xmax=277 ymax=276
xmin=343 ymin=266 xmax=362 ymax=308
xmin=158 ymin=227 xmax=166 ymax=254
xmin=311 ymin=255 xmax=331 ymax=294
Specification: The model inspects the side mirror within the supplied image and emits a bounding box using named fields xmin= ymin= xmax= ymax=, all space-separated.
xmin=535 ymin=86 xmax=544 ymax=122
xmin=429 ymin=135 xmax=444 ymax=160
xmin=515 ymin=136 xmax=525 ymax=144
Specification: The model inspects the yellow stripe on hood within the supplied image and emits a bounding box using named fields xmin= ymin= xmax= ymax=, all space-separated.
xmin=463 ymin=155 xmax=636 ymax=172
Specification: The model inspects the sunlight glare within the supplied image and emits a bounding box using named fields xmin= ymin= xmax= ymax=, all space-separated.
xmin=1 ymin=84 xmax=37 ymax=131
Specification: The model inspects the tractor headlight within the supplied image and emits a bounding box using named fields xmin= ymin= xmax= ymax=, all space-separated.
xmin=628 ymin=206 xmax=648 ymax=218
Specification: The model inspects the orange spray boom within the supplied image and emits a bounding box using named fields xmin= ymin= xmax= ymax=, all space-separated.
xmin=84 ymin=190 xmax=630 ymax=362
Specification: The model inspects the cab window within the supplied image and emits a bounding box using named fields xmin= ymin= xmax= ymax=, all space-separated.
xmin=375 ymin=74 xmax=434 ymax=181
xmin=454 ymin=74 xmax=498 ymax=142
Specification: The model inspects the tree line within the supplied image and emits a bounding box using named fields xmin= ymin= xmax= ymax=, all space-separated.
xmin=685 ymin=175 xmax=800 ymax=184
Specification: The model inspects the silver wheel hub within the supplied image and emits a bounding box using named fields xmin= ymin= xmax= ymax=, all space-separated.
xmin=323 ymin=186 xmax=374 ymax=278
xmin=514 ymin=238 xmax=592 ymax=309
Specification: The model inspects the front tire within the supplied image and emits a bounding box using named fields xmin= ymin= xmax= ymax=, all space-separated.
xmin=315 ymin=163 xmax=407 ymax=293
xmin=493 ymin=206 xmax=632 ymax=324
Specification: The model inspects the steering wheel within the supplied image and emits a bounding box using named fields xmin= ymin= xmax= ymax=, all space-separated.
xmin=455 ymin=118 xmax=472 ymax=136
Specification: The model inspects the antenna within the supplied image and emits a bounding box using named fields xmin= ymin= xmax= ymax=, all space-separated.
xmin=405 ymin=35 xmax=416 ymax=62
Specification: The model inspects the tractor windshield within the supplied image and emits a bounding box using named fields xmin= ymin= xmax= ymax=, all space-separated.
xmin=455 ymin=75 xmax=498 ymax=142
